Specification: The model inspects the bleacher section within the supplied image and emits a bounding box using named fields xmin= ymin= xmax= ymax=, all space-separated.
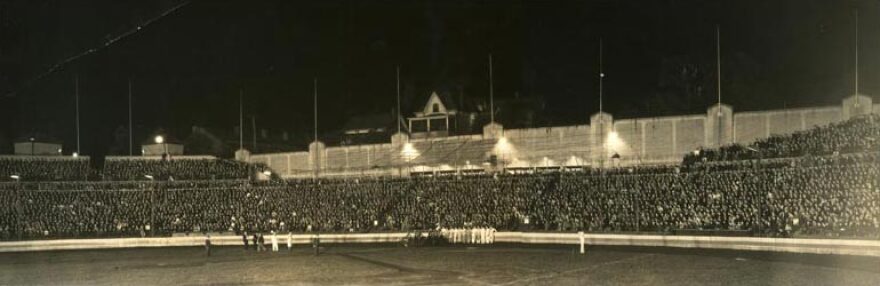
xmin=0 ymin=113 xmax=877 ymax=243
xmin=2 ymin=151 xmax=878 ymax=240
xmin=686 ymin=114 xmax=879 ymax=164
xmin=0 ymin=156 xmax=91 ymax=182
xmin=102 ymin=157 xmax=258 ymax=181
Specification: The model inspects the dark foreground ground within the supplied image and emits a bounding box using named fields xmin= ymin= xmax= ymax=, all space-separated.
xmin=1 ymin=244 xmax=879 ymax=285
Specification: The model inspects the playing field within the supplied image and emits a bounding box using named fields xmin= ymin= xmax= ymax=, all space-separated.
xmin=1 ymin=244 xmax=879 ymax=285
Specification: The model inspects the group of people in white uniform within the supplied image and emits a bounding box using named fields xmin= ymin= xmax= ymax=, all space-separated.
xmin=442 ymin=227 xmax=496 ymax=244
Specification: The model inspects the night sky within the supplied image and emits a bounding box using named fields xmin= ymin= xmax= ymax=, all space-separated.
xmin=1 ymin=0 xmax=878 ymax=156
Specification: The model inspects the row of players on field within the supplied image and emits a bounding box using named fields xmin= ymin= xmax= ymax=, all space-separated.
xmin=441 ymin=227 xmax=496 ymax=244
xmin=217 ymin=227 xmax=497 ymax=252
xmin=239 ymin=231 xmax=298 ymax=252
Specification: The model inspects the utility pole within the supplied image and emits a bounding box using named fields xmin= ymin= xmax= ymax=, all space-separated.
xmin=239 ymin=89 xmax=243 ymax=151
xmin=314 ymin=78 xmax=318 ymax=143
xmin=251 ymin=116 xmax=257 ymax=152
xmin=75 ymin=75 xmax=80 ymax=154
xmin=128 ymin=78 xmax=133 ymax=156
xmin=396 ymin=66 xmax=401 ymax=134
xmin=313 ymin=77 xmax=319 ymax=178
xmin=489 ymin=54 xmax=494 ymax=124
xmin=599 ymin=38 xmax=604 ymax=114
xmin=716 ymin=25 xmax=722 ymax=107
xmin=854 ymin=9 xmax=859 ymax=109
xmin=598 ymin=38 xmax=605 ymax=168
xmin=716 ymin=25 xmax=723 ymax=147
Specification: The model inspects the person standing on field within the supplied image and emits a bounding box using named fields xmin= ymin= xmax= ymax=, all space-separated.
xmin=252 ymin=233 xmax=259 ymax=251
xmin=287 ymin=231 xmax=293 ymax=252
xmin=271 ymin=231 xmax=279 ymax=252
xmin=204 ymin=233 xmax=212 ymax=257
xmin=242 ymin=232 xmax=249 ymax=250
xmin=312 ymin=233 xmax=320 ymax=256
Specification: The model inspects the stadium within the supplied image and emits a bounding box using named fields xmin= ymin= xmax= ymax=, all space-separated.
xmin=2 ymin=1 xmax=880 ymax=285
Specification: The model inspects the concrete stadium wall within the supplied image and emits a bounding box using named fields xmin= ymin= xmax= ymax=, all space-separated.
xmin=0 ymin=233 xmax=409 ymax=252
xmin=248 ymin=95 xmax=875 ymax=178
xmin=613 ymin=115 xmax=708 ymax=165
xmin=502 ymin=125 xmax=590 ymax=167
xmin=12 ymin=142 xmax=63 ymax=156
xmin=105 ymin=155 xmax=216 ymax=160
xmin=733 ymin=107 xmax=841 ymax=144
xmin=250 ymin=152 xmax=311 ymax=177
xmin=0 ymin=155 xmax=89 ymax=160
xmin=3 ymin=232 xmax=879 ymax=257
xmin=141 ymin=143 xmax=184 ymax=156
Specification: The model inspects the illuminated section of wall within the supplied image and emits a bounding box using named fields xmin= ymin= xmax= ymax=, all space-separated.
xmin=590 ymin=112 xmax=613 ymax=167
xmin=492 ymin=136 xmax=518 ymax=166
xmin=248 ymin=95 xmax=871 ymax=178
xmin=501 ymin=125 xmax=590 ymax=169
xmin=401 ymin=142 xmax=420 ymax=162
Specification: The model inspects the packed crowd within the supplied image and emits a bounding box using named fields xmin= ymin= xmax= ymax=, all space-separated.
xmin=101 ymin=158 xmax=258 ymax=181
xmin=2 ymin=152 xmax=877 ymax=240
xmin=0 ymin=157 xmax=259 ymax=182
xmin=0 ymin=157 xmax=91 ymax=182
xmin=2 ymin=114 xmax=877 ymax=240
xmin=684 ymin=114 xmax=879 ymax=163
xmin=550 ymin=154 xmax=879 ymax=236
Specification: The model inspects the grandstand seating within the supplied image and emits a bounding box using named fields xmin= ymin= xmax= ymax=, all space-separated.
xmin=102 ymin=158 xmax=257 ymax=181
xmin=1 ymin=152 xmax=877 ymax=240
xmin=409 ymin=136 xmax=493 ymax=167
xmin=0 ymin=156 xmax=262 ymax=182
xmin=0 ymin=156 xmax=91 ymax=182
xmin=685 ymin=114 xmax=879 ymax=164
xmin=0 ymin=115 xmax=877 ymax=241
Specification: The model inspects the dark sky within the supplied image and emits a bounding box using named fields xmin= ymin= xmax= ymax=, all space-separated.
xmin=1 ymin=0 xmax=878 ymax=156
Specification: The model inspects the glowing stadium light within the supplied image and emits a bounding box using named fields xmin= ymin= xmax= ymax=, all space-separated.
xmin=57 ymin=148 xmax=62 ymax=153
xmin=72 ymin=152 xmax=79 ymax=158
xmin=606 ymin=131 xmax=619 ymax=143
xmin=154 ymin=135 xmax=164 ymax=144
xmin=9 ymin=175 xmax=20 ymax=180
xmin=605 ymin=131 xmax=623 ymax=151
xmin=401 ymin=142 xmax=419 ymax=162
xmin=492 ymin=136 xmax=521 ymax=167
xmin=494 ymin=136 xmax=513 ymax=154
xmin=565 ymin=155 xmax=578 ymax=166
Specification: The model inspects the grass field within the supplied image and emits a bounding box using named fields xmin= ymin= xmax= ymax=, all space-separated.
xmin=1 ymin=244 xmax=879 ymax=285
